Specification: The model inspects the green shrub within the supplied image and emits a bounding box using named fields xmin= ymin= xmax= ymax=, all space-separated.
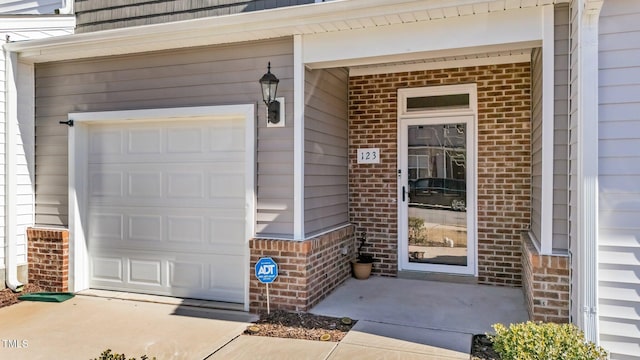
xmin=489 ymin=322 xmax=608 ymax=360
xmin=92 ymin=349 xmax=156 ymax=360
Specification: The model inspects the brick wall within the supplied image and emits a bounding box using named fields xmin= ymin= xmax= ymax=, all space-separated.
xmin=522 ymin=233 xmax=570 ymax=322
xmin=27 ymin=228 xmax=69 ymax=292
xmin=249 ymin=225 xmax=355 ymax=312
xmin=349 ymin=63 xmax=531 ymax=285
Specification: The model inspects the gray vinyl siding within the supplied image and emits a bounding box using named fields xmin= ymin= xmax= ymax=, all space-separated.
xmin=0 ymin=0 xmax=62 ymax=14
xmin=34 ymin=38 xmax=295 ymax=237
xmin=75 ymin=0 xmax=316 ymax=33
xmin=553 ymin=3 xmax=569 ymax=252
xmin=304 ymin=67 xmax=349 ymax=236
xmin=598 ymin=0 xmax=640 ymax=358
xmin=529 ymin=4 xmax=570 ymax=253
xmin=530 ymin=47 xmax=543 ymax=247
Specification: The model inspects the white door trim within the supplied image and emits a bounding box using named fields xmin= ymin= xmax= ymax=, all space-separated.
xmin=397 ymin=85 xmax=478 ymax=276
xmin=67 ymin=105 xmax=255 ymax=311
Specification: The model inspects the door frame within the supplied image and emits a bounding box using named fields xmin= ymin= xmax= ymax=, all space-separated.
xmin=67 ymin=105 xmax=256 ymax=311
xmin=397 ymin=84 xmax=478 ymax=276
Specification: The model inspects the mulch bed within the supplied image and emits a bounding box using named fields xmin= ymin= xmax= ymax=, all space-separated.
xmin=243 ymin=310 xmax=356 ymax=342
xmin=0 ymin=284 xmax=43 ymax=309
xmin=471 ymin=334 xmax=501 ymax=359
xmin=245 ymin=310 xmax=500 ymax=358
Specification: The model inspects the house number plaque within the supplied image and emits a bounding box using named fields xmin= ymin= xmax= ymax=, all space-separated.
xmin=357 ymin=148 xmax=380 ymax=164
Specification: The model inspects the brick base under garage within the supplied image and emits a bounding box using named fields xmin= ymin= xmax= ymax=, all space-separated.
xmin=249 ymin=225 xmax=355 ymax=313
xmin=27 ymin=228 xmax=70 ymax=292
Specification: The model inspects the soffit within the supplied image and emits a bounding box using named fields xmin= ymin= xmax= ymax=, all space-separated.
xmin=5 ymin=0 xmax=569 ymax=63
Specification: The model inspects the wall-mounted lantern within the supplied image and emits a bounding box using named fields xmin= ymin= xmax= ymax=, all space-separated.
xmin=259 ymin=62 xmax=283 ymax=127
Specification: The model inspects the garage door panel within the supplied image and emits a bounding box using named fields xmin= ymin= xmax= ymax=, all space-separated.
xmin=89 ymin=213 xmax=124 ymax=241
xmin=167 ymin=216 xmax=205 ymax=244
xmin=167 ymin=127 xmax=203 ymax=153
xmin=211 ymin=219 xmax=245 ymax=245
xmin=91 ymin=209 xmax=245 ymax=251
xmin=88 ymin=118 xmax=247 ymax=304
xmin=128 ymin=128 xmax=162 ymax=154
xmin=89 ymin=129 xmax=123 ymax=155
xmin=167 ymin=173 xmax=205 ymax=198
xmin=90 ymin=172 xmax=123 ymax=197
xmin=211 ymin=256 xmax=245 ymax=291
xmin=128 ymin=172 xmax=163 ymax=198
xmin=89 ymin=164 xmax=244 ymax=204
xmin=169 ymin=261 xmax=204 ymax=289
xmin=129 ymin=259 xmax=162 ymax=286
xmin=90 ymin=151 xmax=245 ymax=164
xmin=90 ymin=249 xmax=245 ymax=303
xmin=89 ymin=198 xmax=245 ymax=210
xmin=91 ymin=256 xmax=124 ymax=283
xmin=129 ymin=214 xmax=162 ymax=241
xmin=211 ymin=174 xmax=245 ymax=198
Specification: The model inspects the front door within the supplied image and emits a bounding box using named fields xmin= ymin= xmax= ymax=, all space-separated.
xmin=398 ymin=116 xmax=476 ymax=275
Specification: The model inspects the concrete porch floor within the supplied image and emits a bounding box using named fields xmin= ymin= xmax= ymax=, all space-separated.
xmin=310 ymin=276 xmax=529 ymax=354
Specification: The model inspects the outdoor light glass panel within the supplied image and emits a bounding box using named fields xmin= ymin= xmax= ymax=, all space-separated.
xmin=262 ymin=81 xmax=278 ymax=104
xmin=259 ymin=62 xmax=279 ymax=105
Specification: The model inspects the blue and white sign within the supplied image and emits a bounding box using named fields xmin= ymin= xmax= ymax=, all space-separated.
xmin=255 ymin=257 xmax=278 ymax=284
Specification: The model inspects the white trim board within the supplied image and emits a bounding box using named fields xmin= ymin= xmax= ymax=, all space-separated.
xmin=293 ymin=35 xmax=305 ymax=240
xmin=0 ymin=15 xmax=75 ymax=31
xmin=303 ymin=6 xmax=544 ymax=69
xmin=539 ymin=4 xmax=555 ymax=255
xmin=67 ymin=105 xmax=255 ymax=311
xmin=350 ymin=53 xmax=531 ymax=76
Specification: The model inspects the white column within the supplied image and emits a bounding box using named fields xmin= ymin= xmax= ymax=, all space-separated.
xmin=574 ymin=0 xmax=603 ymax=344
xmin=293 ymin=35 xmax=305 ymax=240
xmin=540 ymin=4 xmax=555 ymax=255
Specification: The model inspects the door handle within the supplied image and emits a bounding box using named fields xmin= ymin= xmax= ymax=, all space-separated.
xmin=402 ymin=186 xmax=406 ymax=202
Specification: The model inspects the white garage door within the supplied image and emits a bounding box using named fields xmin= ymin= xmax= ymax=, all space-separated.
xmin=87 ymin=118 xmax=247 ymax=303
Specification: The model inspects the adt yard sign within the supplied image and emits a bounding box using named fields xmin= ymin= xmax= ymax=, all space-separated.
xmin=255 ymin=257 xmax=278 ymax=284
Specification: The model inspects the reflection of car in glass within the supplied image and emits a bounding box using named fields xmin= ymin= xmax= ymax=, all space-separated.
xmin=409 ymin=178 xmax=466 ymax=211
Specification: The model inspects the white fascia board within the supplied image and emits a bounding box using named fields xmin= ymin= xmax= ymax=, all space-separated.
xmin=5 ymin=0 xmax=544 ymax=64
xmin=303 ymin=6 xmax=543 ymax=69
xmin=0 ymin=15 xmax=75 ymax=32
xmin=540 ymin=4 xmax=554 ymax=255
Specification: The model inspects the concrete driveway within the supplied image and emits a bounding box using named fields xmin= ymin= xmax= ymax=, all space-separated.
xmin=0 ymin=295 xmax=254 ymax=360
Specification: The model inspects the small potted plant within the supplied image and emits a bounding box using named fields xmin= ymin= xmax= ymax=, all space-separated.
xmin=352 ymin=232 xmax=374 ymax=280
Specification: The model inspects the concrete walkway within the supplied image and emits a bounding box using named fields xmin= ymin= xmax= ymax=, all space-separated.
xmin=0 ymin=277 xmax=527 ymax=359
xmin=310 ymin=276 xmax=529 ymax=356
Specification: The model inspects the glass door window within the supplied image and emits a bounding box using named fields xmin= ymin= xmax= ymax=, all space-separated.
xmin=399 ymin=117 xmax=475 ymax=275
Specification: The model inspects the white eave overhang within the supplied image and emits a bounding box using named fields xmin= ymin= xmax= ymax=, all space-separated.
xmin=0 ymin=15 xmax=75 ymax=32
xmin=4 ymin=0 xmax=569 ymax=64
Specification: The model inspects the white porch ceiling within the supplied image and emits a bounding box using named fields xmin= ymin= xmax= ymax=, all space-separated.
xmin=5 ymin=0 xmax=569 ymax=64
